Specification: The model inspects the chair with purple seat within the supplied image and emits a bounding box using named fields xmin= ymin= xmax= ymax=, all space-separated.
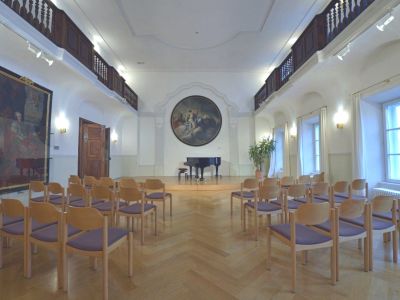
xmin=310 ymin=182 xmax=331 ymax=205
xmin=67 ymin=183 xmax=88 ymax=208
xmin=47 ymin=182 xmax=66 ymax=210
xmin=279 ymin=184 xmax=309 ymax=222
xmin=297 ymin=175 xmax=311 ymax=185
xmin=63 ymin=207 xmax=133 ymax=300
xmin=144 ymin=179 xmax=172 ymax=222
xmin=29 ymin=181 xmax=47 ymax=203
xmin=99 ymin=177 xmax=116 ymax=194
xmin=230 ymin=178 xmax=258 ymax=219
xmin=25 ymin=202 xmax=80 ymax=288
xmin=262 ymin=177 xmax=279 ymax=188
xmin=68 ymin=175 xmax=81 ymax=186
xmin=117 ymin=187 xmax=157 ymax=245
xmin=244 ymin=185 xmax=283 ymax=241
xmin=312 ymin=199 xmax=369 ymax=280
xmin=267 ymin=202 xmax=336 ymax=292
xmin=279 ymin=176 xmax=295 ymax=189
xmin=91 ymin=185 xmax=115 ymax=224
xmin=0 ymin=199 xmax=53 ymax=271
xmin=340 ymin=195 xmax=398 ymax=270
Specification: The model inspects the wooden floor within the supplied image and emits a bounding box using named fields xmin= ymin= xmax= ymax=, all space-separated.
xmin=1 ymin=191 xmax=400 ymax=299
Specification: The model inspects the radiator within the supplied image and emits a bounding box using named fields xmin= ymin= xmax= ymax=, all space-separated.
xmin=371 ymin=187 xmax=400 ymax=199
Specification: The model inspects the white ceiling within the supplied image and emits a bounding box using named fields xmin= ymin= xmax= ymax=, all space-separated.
xmin=53 ymin=0 xmax=331 ymax=78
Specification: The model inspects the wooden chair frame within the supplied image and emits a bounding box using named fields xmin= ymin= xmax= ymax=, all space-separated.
xmin=230 ymin=178 xmax=258 ymax=220
xmin=47 ymin=182 xmax=66 ymax=210
xmin=29 ymin=181 xmax=47 ymax=203
xmin=144 ymin=179 xmax=172 ymax=221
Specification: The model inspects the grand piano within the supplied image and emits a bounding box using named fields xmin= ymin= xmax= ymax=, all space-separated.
xmin=184 ymin=157 xmax=221 ymax=180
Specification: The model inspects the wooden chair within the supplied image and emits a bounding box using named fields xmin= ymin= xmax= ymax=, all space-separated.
xmin=91 ymin=185 xmax=115 ymax=224
xmin=117 ymin=187 xmax=157 ymax=245
xmin=313 ymin=199 xmax=369 ymax=280
xmin=262 ymin=177 xmax=279 ymax=187
xmin=244 ymin=185 xmax=283 ymax=240
xmin=297 ymin=175 xmax=311 ymax=185
xmin=144 ymin=179 xmax=172 ymax=221
xmin=340 ymin=196 xmax=397 ymax=270
xmin=47 ymin=182 xmax=66 ymax=209
xmin=119 ymin=178 xmax=140 ymax=190
xmin=25 ymin=202 xmax=80 ymax=288
xmin=0 ymin=199 xmax=52 ymax=271
xmin=331 ymin=181 xmax=350 ymax=206
xmin=267 ymin=202 xmax=336 ymax=292
xmin=310 ymin=182 xmax=331 ymax=205
xmin=83 ymin=175 xmax=97 ymax=190
xmin=29 ymin=181 xmax=47 ymax=203
xmin=279 ymin=176 xmax=295 ymax=188
xmin=99 ymin=177 xmax=116 ymax=193
xmin=311 ymin=172 xmax=325 ymax=184
xmin=63 ymin=207 xmax=133 ymax=300
xmin=230 ymin=178 xmax=258 ymax=219
xmin=350 ymin=179 xmax=368 ymax=200
xmin=67 ymin=184 xmax=88 ymax=208
xmin=68 ymin=175 xmax=81 ymax=186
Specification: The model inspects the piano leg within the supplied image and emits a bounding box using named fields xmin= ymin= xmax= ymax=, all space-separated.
xmin=216 ymin=165 xmax=219 ymax=177
xmin=200 ymin=168 xmax=204 ymax=181
xmin=195 ymin=167 xmax=199 ymax=179
xmin=189 ymin=166 xmax=193 ymax=178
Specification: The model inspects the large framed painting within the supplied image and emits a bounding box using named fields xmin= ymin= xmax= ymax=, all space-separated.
xmin=0 ymin=65 xmax=52 ymax=193
xmin=171 ymin=95 xmax=222 ymax=146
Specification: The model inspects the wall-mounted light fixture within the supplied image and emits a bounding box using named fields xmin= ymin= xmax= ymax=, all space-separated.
xmin=111 ymin=130 xmax=118 ymax=143
xmin=55 ymin=113 xmax=69 ymax=134
xmin=376 ymin=12 xmax=395 ymax=31
xmin=337 ymin=43 xmax=351 ymax=61
xmin=289 ymin=123 xmax=297 ymax=138
xmin=26 ymin=41 xmax=54 ymax=66
xmin=333 ymin=106 xmax=349 ymax=129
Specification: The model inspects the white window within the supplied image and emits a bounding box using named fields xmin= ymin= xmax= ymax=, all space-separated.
xmin=300 ymin=115 xmax=320 ymax=175
xmin=384 ymin=100 xmax=400 ymax=181
xmin=273 ymin=127 xmax=284 ymax=175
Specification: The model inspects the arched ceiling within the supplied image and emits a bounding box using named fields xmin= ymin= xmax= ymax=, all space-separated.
xmin=52 ymin=0 xmax=331 ymax=77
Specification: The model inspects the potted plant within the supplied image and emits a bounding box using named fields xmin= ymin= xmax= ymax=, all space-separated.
xmin=258 ymin=137 xmax=276 ymax=178
xmin=248 ymin=137 xmax=276 ymax=179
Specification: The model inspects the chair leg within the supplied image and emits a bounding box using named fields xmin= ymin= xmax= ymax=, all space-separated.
xmin=266 ymin=227 xmax=271 ymax=270
xmin=369 ymin=232 xmax=373 ymax=271
xmin=331 ymin=245 xmax=336 ymax=285
xmin=141 ymin=215 xmax=144 ymax=245
xmin=163 ymin=201 xmax=165 ymax=222
xmin=154 ymin=209 xmax=158 ymax=236
xmin=230 ymin=196 xmax=233 ymax=217
xmin=358 ymin=239 xmax=362 ymax=250
xmin=170 ymin=196 xmax=172 ymax=217
xmin=63 ymin=249 xmax=68 ymax=292
xmin=240 ymin=199 xmax=244 ymax=220
xmin=291 ymin=246 xmax=296 ymax=293
xmin=336 ymin=240 xmax=339 ymax=281
xmin=103 ymin=253 xmax=109 ymax=300
xmin=364 ymin=236 xmax=369 ymax=272
xmin=255 ymin=212 xmax=258 ymax=241
xmin=0 ymin=236 xmax=3 ymax=268
xmin=128 ymin=232 xmax=134 ymax=277
xmin=243 ymin=206 xmax=246 ymax=231
xmin=25 ymin=241 xmax=32 ymax=278
xmin=392 ymin=230 xmax=398 ymax=263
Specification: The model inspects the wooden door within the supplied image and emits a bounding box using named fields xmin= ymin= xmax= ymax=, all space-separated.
xmin=79 ymin=121 xmax=106 ymax=178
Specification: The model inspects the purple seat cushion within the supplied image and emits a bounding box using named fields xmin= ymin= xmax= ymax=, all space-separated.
xmin=270 ymin=224 xmax=331 ymax=245
xmin=314 ymin=220 xmax=365 ymax=237
xmin=245 ymin=201 xmax=281 ymax=212
xmin=91 ymin=198 xmax=106 ymax=206
xmin=49 ymin=195 xmax=64 ymax=205
xmin=272 ymin=199 xmax=303 ymax=209
xmin=231 ymin=191 xmax=255 ymax=198
xmin=314 ymin=195 xmax=330 ymax=201
xmin=31 ymin=196 xmax=45 ymax=202
xmin=313 ymin=197 xmax=329 ymax=203
xmin=341 ymin=216 xmax=394 ymax=230
xmin=145 ymin=192 xmax=171 ymax=199
xmin=119 ymin=203 xmax=156 ymax=214
xmin=69 ymin=199 xmax=86 ymax=207
xmin=2 ymin=220 xmax=54 ymax=235
xmin=373 ymin=211 xmax=398 ymax=221
xmin=292 ymin=197 xmax=308 ymax=203
xmin=93 ymin=201 xmax=113 ymax=212
xmin=67 ymin=227 xmax=128 ymax=251
xmin=2 ymin=216 xmax=24 ymax=226
xmin=31 ymin=224 xmax=80 ymax=242
xmin=335 ymin=193 xmax=365 ymax=201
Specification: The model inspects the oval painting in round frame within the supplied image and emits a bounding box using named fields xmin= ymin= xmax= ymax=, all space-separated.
xmin=170 ymin=95 xmax=222 ymax=146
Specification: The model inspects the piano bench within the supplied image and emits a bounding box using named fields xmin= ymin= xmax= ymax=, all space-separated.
xmin=178 ymin=168 xmax=188 ymax=180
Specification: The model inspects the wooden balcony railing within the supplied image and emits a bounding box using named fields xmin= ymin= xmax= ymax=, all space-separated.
xmin=1 ymin=0 xmax=138 ymax=110
xmin=254 ymin=0 xmax=375 ymax=111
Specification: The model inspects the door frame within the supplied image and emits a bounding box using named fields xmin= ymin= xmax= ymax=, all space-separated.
xmin=78 ymin=118 xmax=109 ymax=178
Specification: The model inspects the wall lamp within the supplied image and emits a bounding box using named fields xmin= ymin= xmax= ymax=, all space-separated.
xmin=337 ymin=43 xmax=351 ymax=61
xmin=55 ymin=113 xmax=69 ymax=134
xmin=111 ymin=130 xmax=118 ymax=143
xmin=26 ymin=41 xmax=54 ymax=66
xmin=376 ymin=12 xmax=395 ymax=31
xmin=333 ymin=106 xmax=349 ymax=129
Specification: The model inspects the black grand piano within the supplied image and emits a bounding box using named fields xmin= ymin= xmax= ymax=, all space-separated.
xmin=184 ymin=157 xmax=221 ymax=180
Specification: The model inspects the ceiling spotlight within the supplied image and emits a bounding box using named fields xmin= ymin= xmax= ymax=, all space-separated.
xmin=376 ymin=12 xmax=395 ymax=31
xmin=27 ymin=41 xmax=42 ymax=58
xmin=337 ymin=43 xmax=351 ymax=61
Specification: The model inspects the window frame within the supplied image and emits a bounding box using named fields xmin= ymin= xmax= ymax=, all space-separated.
xmin=313 ymin=123 xmax=320 ymax=174
xmin=383 ymin=98 xmax=400 ymax=183
xmin=273 ymin=126 xmax=285 ymax=176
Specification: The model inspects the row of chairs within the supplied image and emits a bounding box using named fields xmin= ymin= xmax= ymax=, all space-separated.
xmin=0 ymin=199 xmax=133 ymax=300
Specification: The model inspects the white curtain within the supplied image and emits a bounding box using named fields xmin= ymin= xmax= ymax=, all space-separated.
xmin=283 ymin=122 xmax=291 ymax=176
xmin=319 ymin=107 xmax=330 ymax=182
xmin=268 ymin=128 xmax=276 ymax=177
xmin=296 ymin=117 xmax=303 ymax=177
xmin=352 ymin=94 xmax=366 ymax=178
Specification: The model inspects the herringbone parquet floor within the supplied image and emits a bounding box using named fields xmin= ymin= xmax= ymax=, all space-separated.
xmin=1 ymin=191 xmax=400 ymax=299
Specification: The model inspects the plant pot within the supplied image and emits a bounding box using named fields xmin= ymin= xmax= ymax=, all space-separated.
xmin=255 ymin=169 xmax=263 ymax=181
